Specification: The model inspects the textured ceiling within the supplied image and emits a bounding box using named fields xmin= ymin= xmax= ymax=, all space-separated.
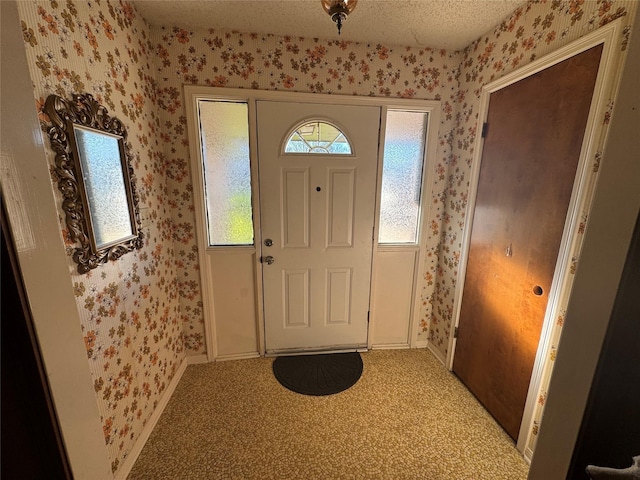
xmin=133 ymin=0 xmax=527 ymax=51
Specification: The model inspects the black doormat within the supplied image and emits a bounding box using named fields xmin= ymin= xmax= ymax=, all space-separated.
xmin=272 ymin=352 xmax=363 ymax=396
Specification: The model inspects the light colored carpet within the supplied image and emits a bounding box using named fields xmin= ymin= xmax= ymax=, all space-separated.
xmin=127 ymin=349 xmax=529 ymax=479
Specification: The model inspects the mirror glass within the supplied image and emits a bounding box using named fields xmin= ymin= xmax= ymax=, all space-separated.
xmin=73 ymin=126 xmax=135 ymax=249
xmin=44 ymin=93 xmax=143 ymax=273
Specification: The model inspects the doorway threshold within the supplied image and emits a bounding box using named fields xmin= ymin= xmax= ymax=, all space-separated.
xmin=265 ymin=345 xmax=368 ymax=357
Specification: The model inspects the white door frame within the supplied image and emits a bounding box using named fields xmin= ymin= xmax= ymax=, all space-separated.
xmin=446 ymin=19 xmax=625 ymax=455
xmin=184 ymin=87 xmax=440 ymax=359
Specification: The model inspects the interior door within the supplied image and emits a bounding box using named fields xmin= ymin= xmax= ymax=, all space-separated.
xmin=257 ymin=101 xmax=381 ymax=353
xmin=453 ymin=45 xmax=603 ymax=440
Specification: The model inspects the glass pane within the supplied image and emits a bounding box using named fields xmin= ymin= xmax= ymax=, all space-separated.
xmin=74 ymin=126 xmax=134 ymax=249
xmin=199 ymin=101 xmax=253 ymax=246
xmin=284 ymin=121 xmax=352 ymax=154
xmin=379 ymin=111 xmax=428 ymax=244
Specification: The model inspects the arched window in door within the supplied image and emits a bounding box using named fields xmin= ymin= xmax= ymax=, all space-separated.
xmin=284 ymin=121 xmax=352 ymax=154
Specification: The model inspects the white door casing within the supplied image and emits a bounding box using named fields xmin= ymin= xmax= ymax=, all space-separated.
xmin=257 ymin=101 xmax=381 ymax=352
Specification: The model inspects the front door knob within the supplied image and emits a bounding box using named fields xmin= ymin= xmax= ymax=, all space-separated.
xmin=264 ymin=238 xmax=273 ymax=247
xmin=262 ymin=255 xmax=275 ymax=265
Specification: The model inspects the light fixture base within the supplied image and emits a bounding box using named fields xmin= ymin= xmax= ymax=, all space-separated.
xmin=332 ymin=12 xmax=347 ymax=34
xmin=321 ymin=0 xmax=357 ymax=35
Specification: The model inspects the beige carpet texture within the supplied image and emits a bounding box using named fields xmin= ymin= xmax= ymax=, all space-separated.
xmin=127 ymin=349 xmax=530 ymax=479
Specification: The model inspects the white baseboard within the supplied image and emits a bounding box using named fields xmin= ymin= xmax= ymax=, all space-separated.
xmin=414 ymin=339 xmax=429 ymax=348
xmin=524 ymin=446 xmax=534 ymax=464
xmin=187 ymin=354 xmax=209 ymax=365
xmin=426 ymin=341 xmax=447 ymax=366
xmin=215 ymin=351 xmax=260 ymax=362
xmin=114 ymin=356 xmax=188 ymax=480
xmin=370 ymin=343 xmax=410 ymax=350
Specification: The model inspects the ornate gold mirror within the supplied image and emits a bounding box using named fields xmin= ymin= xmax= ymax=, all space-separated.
xmin=44 ymin=93 xmax=143 ymax=273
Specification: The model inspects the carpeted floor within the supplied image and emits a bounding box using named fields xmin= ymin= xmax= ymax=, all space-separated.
xmin=127 ymin=349 xmax=530 ymax=480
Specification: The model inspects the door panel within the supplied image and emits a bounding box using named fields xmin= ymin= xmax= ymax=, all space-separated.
xmin=258 ymin=101 xmax=380 ymax=352
xmin=326 ymin=268 xmax=352 ymax=324
xmin=327 ymin=168 xmax=355 ymax=247
xmin=282 ymin=168 xmax=310 ymax=247
xmin=283 ymin=269 xmax=310 ymax=328
xmin=453 ymin=45 xmax=603 ymax=440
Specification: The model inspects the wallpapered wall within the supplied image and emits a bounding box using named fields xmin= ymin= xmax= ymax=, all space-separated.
xmin=150 ymin=18 xmax=463 ymax=354
xmin=149 ymin=0 xmax=635 ymax=359
xmin=429 ymin=0 xmax=634 ymax=355
xmin=16 ymin=1 xmax=185 ymax=474
xmin=439 ymin=0 xmax=634 ymax=454
xmin=15 ymin=0 xmax=636 ymax=476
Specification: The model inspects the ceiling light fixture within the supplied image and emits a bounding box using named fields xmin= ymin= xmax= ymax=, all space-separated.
xmin=321 ymin=0 xmax=358 ymax=35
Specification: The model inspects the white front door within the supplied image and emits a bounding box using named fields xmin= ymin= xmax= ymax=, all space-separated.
xmin=257 ymin=101 xmax=381 ymax=353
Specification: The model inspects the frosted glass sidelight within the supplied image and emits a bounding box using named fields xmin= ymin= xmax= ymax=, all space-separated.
xmin=199 ymin=100 xmax=254 ymax=245
xmin=379 ymin=111 xmax=428 ymax=244
xmin=284 ymin=121 xmax=352 ymax=154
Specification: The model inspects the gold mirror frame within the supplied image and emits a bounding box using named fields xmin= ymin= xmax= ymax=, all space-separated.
xmin=44 ymin=93 xmax=143 ymax=273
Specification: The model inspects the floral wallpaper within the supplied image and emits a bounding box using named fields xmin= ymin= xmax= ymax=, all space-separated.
xmin=149 ymin=0 xmax=635 ymax=456
xmin=438 ymin=0 xmax=636 ymax=454
xmin=149 ymin=0 xmax=636 ymax=359
xmin=429 ymin=0 xmax=635 ymax=355
xmin=17 ymin=0 xmax=184 ymax=475
xmin=14 ymin=0 xmax=637 ymax=476
xmin=149 ymin=24 xmax=464 ymax=354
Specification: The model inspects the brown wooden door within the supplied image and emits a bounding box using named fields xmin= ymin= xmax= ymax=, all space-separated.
xmin=453 ymin=45 xmax=603 ymax=441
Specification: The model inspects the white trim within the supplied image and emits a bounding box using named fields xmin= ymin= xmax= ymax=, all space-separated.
xmin=524 ymin=446 xmax=534 ymax=465
xmin=366 ymin=105 xmax=388 ymax=350
xmin=205 ymin=245 xmax=256 ymax=254
xmin=184 ymin=86 xmax=441 ymax=360
xmin=184 ymin=93 xmax=218 ymax=362
xmin=412 ymin=105 xmax=441 ymax=348
xmin=114 ymin=357 xmax=189 ymax=480
xmin=376 ymin=244 xmax=421 ymax=253
xmin=427 ymin=342 xmax=447 ymax=366
xmin=445 ymin=19 xmax=624 ymax=454
xmin=414 ymin=339 xmax=429 ymax=349
xmin=267 ymin=343 xmax=367 ymax=354
xmin=529 ymin=9 xmax=640 ymax=476
xmin=266 ymin=348 xmax=363 ymax=357
xmin=248 ymin=99 xmax=266 ymax=357
xmin=186 ymin=354 xmax=209 ymax=365
xmin=215 ymin=352 xmax=261 ymax=362
xmin=518 ymin=19 xmax=624 ymax=454
xmin=370 ymin=343 xmax=410 ymax=350
xmin=445 ymin=83 xmax=490 ymax=372
xmin=184 ymin=86 xmax=442 ymax=109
